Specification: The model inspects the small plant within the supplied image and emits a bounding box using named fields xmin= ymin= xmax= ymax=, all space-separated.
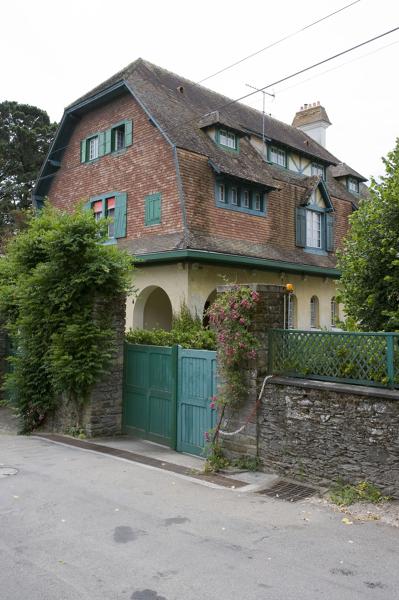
xmin=329 ymin=480 xmax=391 ymax=506
xmin=65 ymin=426 xmax=87 ymax=439
xmin=203 ymin=440 xmax=230 ymax=473
xmin=232 ymin=455 xmax=261 ymax=471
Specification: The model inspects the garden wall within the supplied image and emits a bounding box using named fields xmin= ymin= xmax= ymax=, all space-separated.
xmin=259 ymin=377 xmax=399 ymax=496
xmin=42 ymin=296 xmax=126 ymax=437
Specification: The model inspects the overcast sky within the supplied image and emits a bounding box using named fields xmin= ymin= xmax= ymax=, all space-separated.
xmin=2 ymin=0 xmax=398 ymax=180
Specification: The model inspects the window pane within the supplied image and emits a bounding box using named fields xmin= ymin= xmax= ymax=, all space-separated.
xmin=311 ymin=163 xmax=325 ymax=178
xmin=231 ymin=187 xmax=238 ymax=205
xmin=219 ymin=129 xmax=236 ymax=149
xmin=114 ymin=126 xmax=125 ymax=151
xmin=310 ymin=296 xmax=319 ymax=328
xmin=254 ymin=193 xmax=261 ymax=211
xmin=306 ymin=210 xmax=321 ymax=248
xmin=89 ymin=136 xmax=99 ymax=160
xmin=218 ymin=184 xmax=225 ymax=202
xmin=242 ymin=190 xmax=249 ymax=208
xmin=270 ymin=147 xmax=285 ymax=166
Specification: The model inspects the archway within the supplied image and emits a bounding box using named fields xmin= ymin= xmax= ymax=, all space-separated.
xmin=133 ymin=286 xmax=173 ymax=331
xmin=202 ymin=289 xmax=217 ymax=328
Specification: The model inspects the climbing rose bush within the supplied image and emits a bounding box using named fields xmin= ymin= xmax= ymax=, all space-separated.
xmin=207 ymin=285 xmax=260 ymax=408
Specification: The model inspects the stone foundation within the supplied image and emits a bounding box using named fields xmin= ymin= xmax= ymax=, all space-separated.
xmin=260 ymin=377 xmax=399 ymax=497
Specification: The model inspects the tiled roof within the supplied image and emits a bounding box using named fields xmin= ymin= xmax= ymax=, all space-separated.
xmin=69 ymin=58 xmax=341 ymax=168
xmin=330 ymin=162 xmax=367 ymax=182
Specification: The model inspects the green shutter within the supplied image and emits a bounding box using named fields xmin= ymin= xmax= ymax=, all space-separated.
xmin=114 ymin=192 xmax=127 ymax=238
xmin=105 ymin=129 xmax=112 ymax=154
xmin=125 ymin=120 xmax=133 ymax=147
xmin=80 ymin=139 xmax=87 ymax=163
xmin=296 ymin=206 xmax=306 ymax=247
xmin=145 ymin=193 xmax=161 ymax=226
xmin=326 ymin=213 xmax=334 ymax=251
xmin=98 ymin=132 xmax=105 ymax=157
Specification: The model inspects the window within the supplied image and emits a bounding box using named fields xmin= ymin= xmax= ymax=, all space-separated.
xmin=215 ymin=177 xmax=267 ymax=216
xmin=86 ymin=192 xmax=127 ymax=239
xmin=287 ymin=294 xmax=297 ymax=329
xmin=306 ymin=210 xmax=321 ymax=249
xmin=311 ymin=163 xmax=325 ymax=179
xmin=112 ymin=125 xmax=125 ymax=152
xmin=269 ymin=146 xmax=286 ymax=167
xmin=217 ymin=183 xmax=226 ymax=203
xmin=80 ymin=120 xmax=132 ymax=163
xmin=331 ymin=297 xmax=338 ymax=327
xmin=145 ymin=192 xmax=162 ymax=226
xmin=106 ymin=197 xmax=115 ymax=238
xmin=218 ymin=129 xmax=238 ymax=150
xmin=88 ymin=136 xmax=99 ymax=161
xmin=310 ymin=296 xmax=319 ymax=329
xmin=348 ymin=177 xmax=359 ymax=193
xmin=242 ymin=190 xmax=250 ymax=208
xmin=230 ymin=187 xmax=238 ymax=205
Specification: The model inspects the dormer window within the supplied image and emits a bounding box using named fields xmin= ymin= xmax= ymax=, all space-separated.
xmin=306 ymin=210 xmax=322 ymax=249
xmin=269 ymin=146 xmax=286 ymax=167
xmin=88 ymin=136 xmax=99 ymax=161
xmin=311 ymin=163 xmax=325 ymax=179
xmin=230 ymin=187 xmax=238 ymax=205
xmin=216 ymin=128 xmax=239 ymax=151
xmin=215 ymin=176 xmax=267 ymax=215
xmin=348 ymin=177 xmax=359 ymax=194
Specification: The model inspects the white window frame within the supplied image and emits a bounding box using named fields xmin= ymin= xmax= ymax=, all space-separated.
xmin=114 ymin=126 xmax=125 ymax=152
xmin=311 ymin=163 xmax=325 ymax=178
xmin=310 ymin=296 xmax=319 ymax=329
xmin=270 ymin=146 xmax=286 ymax=167
xmin=242 ymin=190 xmax=250 ymax=208
xmin=230 ymin=187 xmax=238 ymax=205
xmin=88 ymin=136 xmax=99 ymax=161
xmin=219 ymin=129 xmax=237 ymax=149
xmin=348 ymin=177 xmax=359 ymax=193
xmin=218 ymin=183 xmax=226 ymax=203
xmin=306 ymin=210 xmax=322 ymax=249
xmin=254 ymin=192 xmax=261 ymax=211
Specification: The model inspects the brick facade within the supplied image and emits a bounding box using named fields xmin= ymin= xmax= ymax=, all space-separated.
xmin=48 ymin=92 xmax=184 ymax=251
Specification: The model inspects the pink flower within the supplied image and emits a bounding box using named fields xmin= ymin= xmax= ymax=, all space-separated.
xmin=204 ymin=431 xmax=210 ymax=441
xmin=248 ymin=349 xmax=257 ymax=359
xmin=239 ymin=318 xmax=246 ymax=325
xmin=251 ymin=291 xmax=260 ymax=302
xmin=210 ymin=401 xmax=215 ymax=409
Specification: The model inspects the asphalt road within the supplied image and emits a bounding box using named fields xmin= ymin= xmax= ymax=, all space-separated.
xmin=1 ymin=432 xmax=398 ymax=600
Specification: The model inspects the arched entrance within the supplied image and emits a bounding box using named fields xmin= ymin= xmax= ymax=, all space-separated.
xmin=202 ymin=289 xmax=217 ymax=328
xmin=133 ymin=286 xmax=173 ymax=331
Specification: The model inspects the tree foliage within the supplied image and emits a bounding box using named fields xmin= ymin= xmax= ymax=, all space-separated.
xmin=0 ymin=101 xmax=57 ymax=248
xmin=0 ymin=204 xmax=133 ymax=432
xmin=337 ymin=138 xmax=399 ymax=331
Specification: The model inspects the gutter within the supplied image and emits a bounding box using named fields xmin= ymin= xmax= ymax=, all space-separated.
xmin=134 ymin=249 xmax=340 ymax=278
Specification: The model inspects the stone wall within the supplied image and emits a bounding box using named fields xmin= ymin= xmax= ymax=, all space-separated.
xmin=260 ymin=377 xmax=399 ymax=496
xmin=43 ymin=296 xmax=126 ymax=437
xmin=217 ymin=284 xmax=286 ymax=460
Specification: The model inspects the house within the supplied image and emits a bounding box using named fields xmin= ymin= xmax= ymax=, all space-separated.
xmin=33 ymin=58 xmax=368 ymax=331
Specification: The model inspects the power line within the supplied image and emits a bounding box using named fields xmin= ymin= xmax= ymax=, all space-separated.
xmin=197 ymin=0 xmax=362 ymax=84
xmin=276 ymin=39 xmax=399 ymax=96
xmin=169 ymin=25 xmax=399 ymax=132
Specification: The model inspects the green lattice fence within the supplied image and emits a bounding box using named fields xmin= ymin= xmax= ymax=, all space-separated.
xmin=268 ymin=329 xmax=399 ymax=389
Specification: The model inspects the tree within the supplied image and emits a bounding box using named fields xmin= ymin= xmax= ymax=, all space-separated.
xmin=0 ymin=101 xmax=57 ymax=248
xmin=337 ymin=138 xmax=399 ymax=331
xmin=0 ymin=204 xmax=133 ymax=432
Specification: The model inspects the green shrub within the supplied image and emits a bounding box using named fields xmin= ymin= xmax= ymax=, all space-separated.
xmin=0 ymin=203 xmax=133 ymax=432
xmin=329 ymin=480 xmax=391 ymax=506
xmin=126 ymin=303 xmax=216 ymax=350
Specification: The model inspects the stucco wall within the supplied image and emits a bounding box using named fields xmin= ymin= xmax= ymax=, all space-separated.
xmin=127 ymin=262 xmax=339 ymax=332
xmin=260 ymin=378 xmax=399 ymax=497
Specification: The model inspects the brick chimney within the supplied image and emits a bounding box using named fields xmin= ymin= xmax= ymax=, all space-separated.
xmin=292 ymin=101 xmax=331 ymax=147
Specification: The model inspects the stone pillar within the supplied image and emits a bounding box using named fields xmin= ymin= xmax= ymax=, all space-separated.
xmin=43 ymin=295 xmax=126 ymax=437
xmin=216 ymin=284 xmax=286 ymax=460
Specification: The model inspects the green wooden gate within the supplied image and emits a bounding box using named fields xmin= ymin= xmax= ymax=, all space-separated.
xmin=123 ymin=343 xmax=216 ymax=456
xmin=176 ymin=348 xmax=217 ymax=455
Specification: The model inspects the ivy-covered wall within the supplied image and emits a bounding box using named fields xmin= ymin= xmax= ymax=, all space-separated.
xmin=42 ymin=295 xmax=126 ymax=437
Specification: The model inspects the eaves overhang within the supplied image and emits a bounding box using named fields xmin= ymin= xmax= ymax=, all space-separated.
xmin=133 ymin=249 xmax=340 ymax=279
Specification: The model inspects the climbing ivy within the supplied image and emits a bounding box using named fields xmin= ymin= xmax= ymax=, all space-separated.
xmin=0 ymin=203 xmax=133 ymax=432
